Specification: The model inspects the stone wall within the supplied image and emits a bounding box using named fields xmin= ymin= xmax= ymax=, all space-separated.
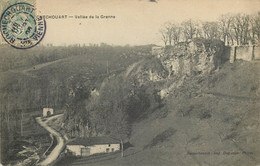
xmin=228 ymin=45 xmax=259 ymax=63
xmin=152 ymin=46 xmax=164 ymax=56
xmin=223 ymin=47 xmax=233 ymax=63
xmin=226 ymin=46 xmax=236 ymax=63
xmin=254 ymin=46 xmax=260 ymax=60
xmin=235 ymin=46 xmax=253 ymax=61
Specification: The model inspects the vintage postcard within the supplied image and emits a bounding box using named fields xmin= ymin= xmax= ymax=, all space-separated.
xmin=0 ymin=0 xmax=259 ymax=165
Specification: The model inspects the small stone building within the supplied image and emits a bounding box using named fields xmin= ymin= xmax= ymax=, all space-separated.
xmin=42 ymin=108 xmax=54 ymax=117
xmin=152 ymin=46 xmax=164 ymax=57
xmin=65 ymin=137 xmax=120 ymax=157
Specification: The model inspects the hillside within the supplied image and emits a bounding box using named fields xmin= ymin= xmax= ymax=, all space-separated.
xmin=1 ymin=42 xmax=259 ymax=166
xmin=61 ymin=61 xmax=259 ymax=166
xmin=56 ymin=40 xmax=260 ymax=166
xmin=0 ymin=45 xmax=148 ymax=165
xmin=126 ymin=60 xmax=260 ymax=166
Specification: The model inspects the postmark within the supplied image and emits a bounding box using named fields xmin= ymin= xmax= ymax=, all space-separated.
xmin=0 ymin=2 xmax=46 ymax=49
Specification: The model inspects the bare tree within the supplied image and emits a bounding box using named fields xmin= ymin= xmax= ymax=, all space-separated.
xmin=159 ymin=12 xmax=260 ymax=46
xmin=159 ymin=28 xmax=168 ymax=46
xmin=171 ymin=24 xmax=182 ymax=44
xmin=181 ymin=19 xmax=198 ymax=41
xmin=202 ymin=21 xmax=220 ymax=40
xmin=250 ymin=12 xmax=260 ymax=44
xmin=163 ymin=22 xmax=174 ymax=45
xmin=167 ymin=24 xmax=173 ymax=45
xmin=218 ymin=14 xmax=233 ymax=45
xmin=231 ymin=13 xmax=250 ymax=45
xmin=160 ymin=22 xmax=182 ymax=46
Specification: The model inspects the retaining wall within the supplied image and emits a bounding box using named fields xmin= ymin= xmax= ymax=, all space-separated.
xmin=254 ymin=46 xmax=260 ymax=60
xmin=235 ymin=46 xmax=253 ymax=61
xmin=228 ymin=45 xmax=259 ymax=63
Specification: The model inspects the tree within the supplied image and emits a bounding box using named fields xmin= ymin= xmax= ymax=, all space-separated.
xmin=108 ymin=106 xmax=130 ymax=157
xmin=250 ymin=12 xmax=260 ymax=44
xmin=86 ymin=77 xmax=130 ymax=157
xmin=165 ymin=22 xmax=174 ymax=45
xmin=230 ymin=13 xmax=250 ymax=45
xmin=159 ymin=27 xmax=169 ymax=46
xmin=181 ymin=19 xmax=198 ymax=41
xmin=159 ymin=22 xmax=182 ymax=45
xmin=202 ymin=21 xmax=220 ymax=40
xmin=171 ymin=24 xmax=182 ymax=44
xmin=218 ymin=14 xmax=233 ymax=45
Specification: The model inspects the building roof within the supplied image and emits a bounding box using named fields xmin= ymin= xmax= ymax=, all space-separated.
xmin=67 ymin=136 xmax=120 ymax=146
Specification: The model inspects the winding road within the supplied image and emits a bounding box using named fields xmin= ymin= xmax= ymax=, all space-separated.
xmin=36 ymin=114 xmax=65 ymax=166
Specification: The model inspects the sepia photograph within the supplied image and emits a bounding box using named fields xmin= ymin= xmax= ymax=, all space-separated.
xmin=0 ymin=0 xmax=259 ymax=165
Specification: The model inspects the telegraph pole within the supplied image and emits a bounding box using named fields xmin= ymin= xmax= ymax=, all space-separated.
xmin=107 ymin=60 xmax=109 ymax=74
xmin=21 ymin=111 xmax=23 ymax=137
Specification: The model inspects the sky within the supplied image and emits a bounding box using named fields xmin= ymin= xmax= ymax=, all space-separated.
xmin=1 ymin=0 xmax=260 ymax=46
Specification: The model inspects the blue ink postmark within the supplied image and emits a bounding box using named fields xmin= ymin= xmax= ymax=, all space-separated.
xmin=0 ymin=2 xmax=46 ymax=49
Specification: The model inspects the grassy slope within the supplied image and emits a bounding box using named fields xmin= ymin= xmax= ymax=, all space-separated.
xmin=65 ymin=60 xmax=260 ymax=166
xmin=0 ymin=51 xmax=143 ymax=164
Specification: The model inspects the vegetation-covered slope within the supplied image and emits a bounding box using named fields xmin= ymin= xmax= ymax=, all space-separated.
xmin=1 ymin=41 xmax=259 ymax=166
xmin=56 ymin=40 xmax=259 ymax=166
xmin=65 ymin=60 xmax=259 ymax=166
xmin=0 ymin=44 xmax=151 ymax=165
xmin=126 ymin=60 xmax=260 ymax=166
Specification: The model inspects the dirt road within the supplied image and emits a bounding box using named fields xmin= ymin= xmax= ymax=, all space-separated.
xmin=35 ymin=114 xmax=65 ymax=166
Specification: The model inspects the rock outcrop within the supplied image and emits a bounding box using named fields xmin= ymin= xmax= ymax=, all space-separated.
xmin=158 ymin=39 xmax=226 ymax=98
xmin=161 ymin=39 xmax=226 ymax=77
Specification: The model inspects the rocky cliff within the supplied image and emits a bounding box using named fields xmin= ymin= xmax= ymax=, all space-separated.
xmin=161 ymin=39 xmax=225 ymax=77
xmin=159 ymin=39 xmax=226 ymax=98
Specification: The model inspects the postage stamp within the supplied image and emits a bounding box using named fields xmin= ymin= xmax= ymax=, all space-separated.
xmin=0 ymin=2 xmax=46 ymax=49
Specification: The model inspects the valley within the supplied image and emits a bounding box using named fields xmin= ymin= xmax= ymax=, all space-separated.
xmin=0 ymin=41 xmax=259 ymax=166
